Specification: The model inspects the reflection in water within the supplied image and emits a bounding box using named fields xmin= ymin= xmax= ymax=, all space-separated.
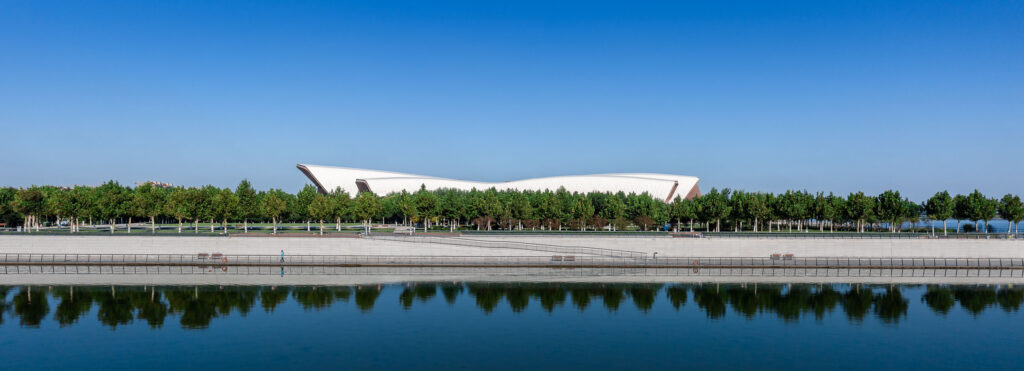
xmin=0 ymin=283 xmax=1020 ymax=330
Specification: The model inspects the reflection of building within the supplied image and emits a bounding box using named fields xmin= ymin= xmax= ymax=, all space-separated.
xmin=297 ymin=164 xmax=700 ymax=202
xmin=134 ymin=181 xmax=174 ymax=188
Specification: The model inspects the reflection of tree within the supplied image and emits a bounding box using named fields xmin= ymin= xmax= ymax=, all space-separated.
xmin=96 ymin=286 xmax=134 ymax=328
xmin=440 ymin=284 xmax=462 ymax=305
xmin=293 ymin=286 xmax=350 ymax=311
xmin=467 ymin=284 xmax=503 ymax=314
xmin=131 ymin=287 xmax=168 ymax=328
xmin=14 ymin=282 xmax=1024 ymax=329
xmin=806 ymin=285 xmax=840 ymax=320
xmin=953 ymin=286 xmax=998 ymax=316
xmin=841 ymin=285 xmax=874 ymax=322
xmin=53 ymin=286 xmax=94 ymax=327
xmin=922 ymin=286 xmax=955 ymax=315
xmin=400 ymin=284 xmax=437 ymax=310
xmin=873 ymin=287 xmax=908 ymax=324
xmin=505 ymin=286 xmax=530 ymax=313
xmin=693 ymin=284 xmax=726 ymax=319
xmin=665 ymin=285 xmax=688 ymax=311
xmin=13 ymin=287 xmax=49 ymax=327
xmin=629 ymin=285 xmax=661 ymax=313
xmin=601 ymin=286 xmax=625 ymax=312
xmin=355 ymin=286 xmax=381 ymax=313
xmin=166 ymin=287 xmax=217 ymax=329
xmin=0 ymin=287 xmax=11 ymax=325
xmin=570 ymin=287 xmax=592 ymax=312
xmin=534 ymin=286 xmax=566 ymax=313
xmin=260 ymin=287 xmax=291 ymax=312
xmin=725 ymin=285 xmax=761 ymax=318
xmin=997 ymin=287 xmax=1023 ymax=312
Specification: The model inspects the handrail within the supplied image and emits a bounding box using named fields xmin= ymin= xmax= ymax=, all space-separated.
xmin=2 ymin=253 xmax=1023 ymax=269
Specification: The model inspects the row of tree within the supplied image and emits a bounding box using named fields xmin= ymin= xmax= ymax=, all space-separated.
xmin=3 ymin=284 xmax=1019 ymax=328
xmin=1 ymin=181 xmax=1022 ymax=235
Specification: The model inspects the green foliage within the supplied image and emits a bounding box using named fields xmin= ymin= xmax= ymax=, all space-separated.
xmin=999 ymin=194 xmax=1024 ymax=223
xmin=235 ymin=180 xmax=259 ymax=221
xmin=925 ymin=191 xmax=954 ymax=221
xmin=354 ymin=192 xmax=382 ymax=223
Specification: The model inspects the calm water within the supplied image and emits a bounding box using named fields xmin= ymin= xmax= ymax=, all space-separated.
xmin=1 ymin=283 xmax=1022 ymax=370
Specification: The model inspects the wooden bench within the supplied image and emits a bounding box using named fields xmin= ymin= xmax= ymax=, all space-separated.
xmin=551 ymin=255 xmax=563 ymax=262
xmin=563 ymin=256 xmax=575 ymax=262
xmin=197 ymin=253 xmax=209 ymax=259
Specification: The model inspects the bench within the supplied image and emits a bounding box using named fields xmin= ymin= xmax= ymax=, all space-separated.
xmin=563 ymin=256 xmax=575 ymax=262
xmin=551 ymin=255 xmax=563 ymax=262
xmin=197 ymin=253 xmax=209 ymax=259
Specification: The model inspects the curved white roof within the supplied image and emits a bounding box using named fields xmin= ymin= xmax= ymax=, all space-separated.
xmin=297 ymin=164 xmax=700 ymax=202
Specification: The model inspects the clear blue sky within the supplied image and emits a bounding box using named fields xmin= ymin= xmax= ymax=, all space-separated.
xmin=2 ymin=1 xmax=1021 ymax=201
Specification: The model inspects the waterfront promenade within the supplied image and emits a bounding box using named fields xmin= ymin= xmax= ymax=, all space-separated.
xmin=2 ymin=234 xmax=1022 ymax=259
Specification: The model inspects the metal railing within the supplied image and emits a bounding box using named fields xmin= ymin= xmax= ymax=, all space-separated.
xmin=2 ymin=253 xmax=1023 ymax=269
xmin=367 ymin=235 xmax=647 ymax=258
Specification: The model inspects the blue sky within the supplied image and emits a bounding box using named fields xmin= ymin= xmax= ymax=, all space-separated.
xmin=2 ymin=1 xmax=1021 ymax=201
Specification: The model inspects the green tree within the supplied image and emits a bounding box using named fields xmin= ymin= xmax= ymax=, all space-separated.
xmin=963 ymin=190 xmax=988 ymax=232
xmin=212 ymin=188 xmax=238 ymax=233
xmin=183 ymin=187 xmax=212 ymax=234
xmin=925 ymin=191 xmax=954 ymax=236
xmin=414 ymin=185 xmax=439 ymax=231
xmin=977 ymin=194 xmax=998 ymax=233
xmin=260 ymin=190 xmax=287 ymax=234
xmin=133 ymin=183 xmax=167 ymax=234
xmin=13 ymin=187 xmax=46 ymax=232
xmin=875 ymin=190 xmax=905 ymax=233
xmin=235 ymin=180 xmax=258 ymax=233
xmin=698 ymin=188 xmax=731 ymax=232
xmin=165 ymin=187 xmax=189 ymax=233
xmin=601 ymin=194 xmax=627 ymax=231
xmin=952 ymin=194 xmax=970 ymax=233
xmin=569 ymin=194 xmax=595 ymax=231
xmin=999 ymin=194 xmax=1024 ymax=236
xmin=846 ymin=192 xmax=874 ymax=233
xmin=308 ymin=194 xmax=333 ymax=235
xmin=330 ymin=187 xmax=352 ymax=231
xmin=295 ymin=185 xmax=318 ymax=231
xmin=95 ymin=181 xmax=129 ymax=234
xmin=748 ymin=193 xmax=772 ymax=233
xmin=48 ymin=188 xmax=75 ymax=233
xmin=354 ymin=192 xmax=381 ymax=232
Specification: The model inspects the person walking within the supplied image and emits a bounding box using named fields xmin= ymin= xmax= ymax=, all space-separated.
xmin=280 ymin=250 xmax=285 ymax=263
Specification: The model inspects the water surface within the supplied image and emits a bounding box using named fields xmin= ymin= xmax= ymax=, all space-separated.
xmin=1 ymin=283 xmax=1021 ymax=370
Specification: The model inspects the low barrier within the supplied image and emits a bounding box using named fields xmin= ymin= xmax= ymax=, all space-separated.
xmin=2 ymin=253 xmax=1023 ymax=269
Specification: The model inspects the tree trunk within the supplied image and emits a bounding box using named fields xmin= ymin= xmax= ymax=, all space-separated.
xmin=110 ymin=219 xmax=115 ymax=234
xmin=223 ymin=219 xmax=228 ymax=233
xmin=194 ymin=220 xmax=199 ymax=234
xmin=307 ymin=220 xmax=310 ymax=232
xmin=244 ymin=219 xmax=248 ymax=233
xmin=273 ymin=217 xmax=278 ymax=235
xmin=210 ymin=219 xmax=215 ymax=233
xmin=943 ymin=220 xmax=947 ymax=237
xmin=151 ymin=216 xmax=157 ymax=233
xmin=128 ymin=216 xmax=132 ymax=233
xmin=715 ymin=219 xmax=720 ymax=232
xmin=319 ymin=219 xmax=324 ymax=235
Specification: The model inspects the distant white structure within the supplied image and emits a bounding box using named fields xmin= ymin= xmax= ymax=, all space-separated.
xmin=297 ymin=164 xmax=700 ymax=202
